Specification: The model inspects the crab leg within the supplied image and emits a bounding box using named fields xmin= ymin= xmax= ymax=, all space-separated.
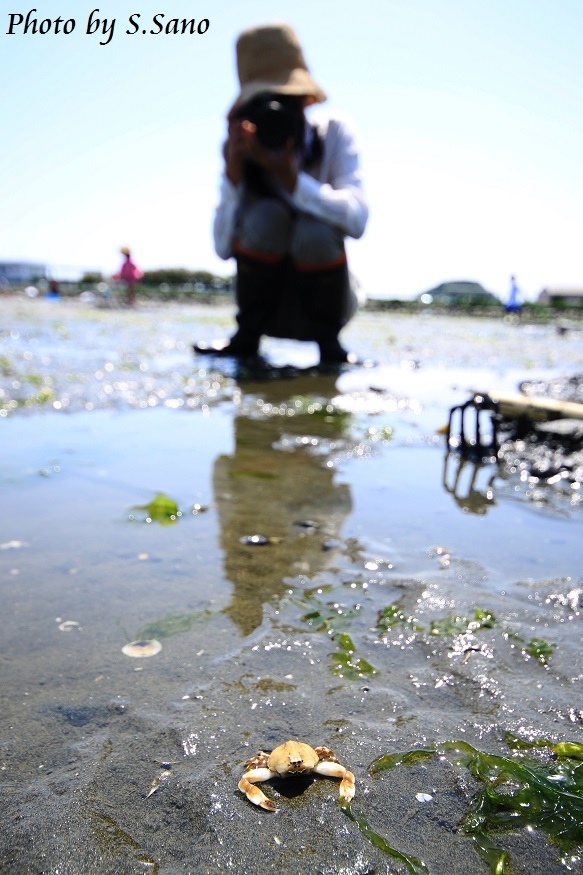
xmin=238 ymin=767 xmax=278 ymax=811
xmin=313 ymin=760 xmax=356 ymax=801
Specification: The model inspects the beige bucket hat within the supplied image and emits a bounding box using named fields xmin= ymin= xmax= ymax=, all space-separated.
xmin=228 ymin=23 xmax=327 ymax=116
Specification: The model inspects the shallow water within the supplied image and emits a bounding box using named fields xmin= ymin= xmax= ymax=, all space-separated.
xmin=1 ymin=298 xmax=582 ymax=874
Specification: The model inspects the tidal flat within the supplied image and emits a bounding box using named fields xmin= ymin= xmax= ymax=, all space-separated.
xmin=1 ymin=296 xmax=582 ymax=874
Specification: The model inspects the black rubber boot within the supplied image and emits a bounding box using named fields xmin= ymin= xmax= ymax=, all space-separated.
xmin=296 ymin=262 xmax=356 ymax=363
xmin=204 ymin=257 xmax=287 ymax=358
xmin=229 ymin=257 xmax=287 ymax=355
xmin=318 ymin=337 xmax=351 ymax=364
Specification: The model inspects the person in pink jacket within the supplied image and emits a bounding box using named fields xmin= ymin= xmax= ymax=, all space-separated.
xmin=114 ymin=247 xmax=143 ymax=307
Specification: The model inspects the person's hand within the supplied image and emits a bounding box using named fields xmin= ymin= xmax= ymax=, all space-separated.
xmin=224 ymin=120 xmax=298 ymax=193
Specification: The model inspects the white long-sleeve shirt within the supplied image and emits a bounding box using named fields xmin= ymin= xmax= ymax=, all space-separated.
xmin=213 ymin=111 xmax=369 ymax=260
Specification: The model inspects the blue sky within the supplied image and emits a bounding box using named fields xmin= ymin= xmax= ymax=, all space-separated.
xmin=1 ymin=0 xmax=582 ymax=300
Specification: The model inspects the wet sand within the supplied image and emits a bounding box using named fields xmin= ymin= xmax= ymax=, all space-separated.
xmin=1 ymin=297 xmax=582 ymax=874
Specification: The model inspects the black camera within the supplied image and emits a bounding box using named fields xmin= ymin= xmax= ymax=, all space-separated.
xmin=238 ymin=94 xmax=302 ymax=151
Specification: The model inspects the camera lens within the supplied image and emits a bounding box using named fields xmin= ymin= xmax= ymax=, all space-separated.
xmin=251 ymin=100 xmax=297 ymax=150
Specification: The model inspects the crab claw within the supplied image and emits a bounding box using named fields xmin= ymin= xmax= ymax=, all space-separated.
xmin=238 ymin=775 xmax=278 ymax=811
xmin=313 ymin=761 xmax=356 ymax=802
xmin=339 ymin=770 xmax=356 ymax=803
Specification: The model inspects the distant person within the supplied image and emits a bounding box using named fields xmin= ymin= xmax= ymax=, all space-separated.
xmin=114 ymin=247 xmax=143 ymax=307
xmin=505 ymin=275 xmax=522 ymax=315
xmin=47 ymin=279 xmax=60 ymax=299
xmin=198 ymin=23 xmax=368 ymax=364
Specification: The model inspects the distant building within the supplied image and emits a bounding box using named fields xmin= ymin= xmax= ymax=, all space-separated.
xmin=538 ymin=287 xmax=583 ymax=308
xmin=417 ymin=280 xmax=500 ymax=308
xmin=0 ymin=261 xmax=47 ymax=285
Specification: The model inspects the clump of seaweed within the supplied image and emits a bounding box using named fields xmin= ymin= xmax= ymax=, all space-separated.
xmin=290 ymin=588 xmax=378 ymax=678
xmin=330 ymin=631 xmax=377 ymax=680
xmin=375 ymin=601 xmax=556 ymax=668
xmin=368 ymin=737 xmax=583 ymax=873
xmin=129 ymin=492 xmax=181 ymax=524
xmin=340 ymin=799 xmax=429 ymax=874
xmin=296 ymin=588 xmax=363 ymax=636
xmin=137 ymin=609 xmax=212 ymax=640
xmin=374 ymin=602 xmax=422 ymax=634
xmin=288 ymin=585 xmax=557 ymax=686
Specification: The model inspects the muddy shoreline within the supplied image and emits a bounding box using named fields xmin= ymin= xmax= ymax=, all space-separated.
xmin=1 ymin=299 xmax=582 ymax=873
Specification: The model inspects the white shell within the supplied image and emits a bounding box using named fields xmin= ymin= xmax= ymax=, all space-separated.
xmin=122 ymin=639 xmax=162 ymax=658
xmin=58 ymin=620 xmax=81 ymax=632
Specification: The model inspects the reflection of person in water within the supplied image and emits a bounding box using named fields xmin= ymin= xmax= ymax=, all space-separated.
xmin=213 ymin=375 xmax=352 ymax=635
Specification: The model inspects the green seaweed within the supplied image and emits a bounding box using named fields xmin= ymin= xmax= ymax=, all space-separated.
xmin=23 ymin=373 xmax=44 ymax=386
xmin=444 ymin=739 xmax=583 ymax=871
xmin=130 ymin=492 xmax=180 ymax=524
xmin=430 ymin=608 xmax=496 ymax=637
xmin=471 ymin=608 xmax=496 ymax=628
xmin=373 ymin=605 xmax=495 ymax=639
xmin=340 ymin=800 xmax=429 ymax=874
xmin=330 ymin=632 xmax=377 ymax=679
xmin=21 ymin=387 xmax=56 ymax=407
xmin=289 ymin=394 xmax=352 ymax=427
xmin=503 ymin=629 xmax=556 ymax=665
xmin=299 ymin=595 xmax=362 ymax=636
xmin=525 ymin=637 xmax=556 ymax=664
xmin=375 ymin=603 xmax=422 ymax=634
xmin=504 ymin=731 xmax=551 ymax=751
xmin=365 ymin=424 xmax=394 ymax=442
xmin=369 ymin=748 xmax=436 ymax=774
xmin=289 ymin=586 xmax=362 ymax=634
xmin=554 ymin=743 xmax=583 ymax=760
xmin=137 ymin=609 xmax=211 ymax=640
xmin=423 ymin=609 xmax=556 ymax=667
xmin=469 ymin=833 xmax=508 ymax=875
xmin=287 ymin=589 xmax=377 ymax=678
xmin=505 ymin=733 xmax=583 ymax=761
xmin=369 ymin=738 xmax=583 ymax=873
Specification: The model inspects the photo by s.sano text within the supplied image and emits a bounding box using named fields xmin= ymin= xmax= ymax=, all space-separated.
xmin=6 ymin=9 xmax=210 ymax=45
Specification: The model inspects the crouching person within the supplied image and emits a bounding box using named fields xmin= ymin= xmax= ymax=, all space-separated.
xmin=205 ymin=23 xmax=368 ymax=364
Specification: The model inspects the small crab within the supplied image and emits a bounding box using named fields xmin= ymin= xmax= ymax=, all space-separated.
xmin=238 ymin=740 xmax=355 ymax=811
